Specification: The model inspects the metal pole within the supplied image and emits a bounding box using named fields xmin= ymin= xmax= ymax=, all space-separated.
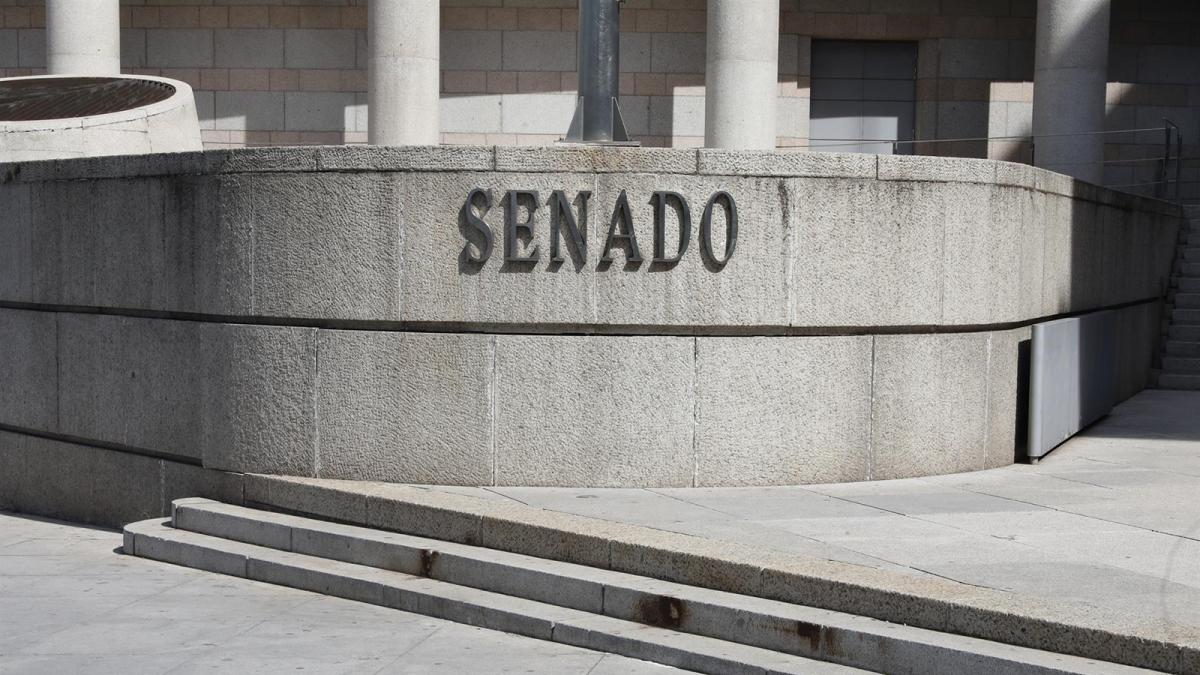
xmin=1175 ymin=125 xmax=1184 ymax=201
xmin=1158 ymin=120 xmax=1169 ymax=199
xmin=564 ymin=0 xmax=634 ymax=144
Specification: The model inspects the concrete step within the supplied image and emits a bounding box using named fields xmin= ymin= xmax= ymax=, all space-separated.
xmin=1183 ymin=248 xmax=1200 ymax=262
xmin=1170 ymin=325 xmax=1200 ymax=341
xmin=1162 ymin=356 xmax=1200 ymax=373
xmin=1176 ymin=277 xmax=1200 ymax=292
xmin=1165 ymin=340 xmax=1200 ymax=357
xmin=1174 ymin=293 xmax=1200 ymax=309
xmin=125 ymin=517 xmax=865 ymax=675
xmin=242 ymin=475 xmax=1190 ymax=672
xmin=1172 ymin=308 xmax=1200 ymax=325
xmin=129 ymin=499 xmax=1153 ymax=675
xmin=1159 ymin=373 xmax=1200 ymax=390
xmin=1183 ymin=262 xmax=1200 ymax=276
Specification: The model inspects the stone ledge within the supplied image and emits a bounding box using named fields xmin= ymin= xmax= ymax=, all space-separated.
xmin=318 ymin=145 xmax=494 ymax=172
xmin=698 ymin=149 xmax=876 ymax=178
xmin=242 ymin=473 xmax=1197 ymax=674
xmin=878 ymin=155 xmax=1005 ymax=186
xmin=0 ymin=145 xmax=1187 ymax=222
xmin=494 ymin=145 xmax=698 ymax=174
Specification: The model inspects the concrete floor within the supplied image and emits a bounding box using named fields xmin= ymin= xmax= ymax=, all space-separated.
xmin=435 ymin=389 xmax=1200 ymax=632
xmin=0 ymin=513 xmax=677 ymax=674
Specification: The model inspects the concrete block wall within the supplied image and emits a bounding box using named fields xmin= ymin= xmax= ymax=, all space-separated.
xmin=0 ymin=0 xmax=1195 ymax=196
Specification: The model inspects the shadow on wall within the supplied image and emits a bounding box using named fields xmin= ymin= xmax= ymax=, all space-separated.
xmin=1065 ymin=0 xmax=1168 ymax=436
xmin=988 ymin=0 xmax=1181 ymax=459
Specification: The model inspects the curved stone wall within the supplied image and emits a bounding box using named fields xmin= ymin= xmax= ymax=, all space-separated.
xmin=0 ymin=147 xmax=1180 ymax=487
xmin=0 ymin=75 xmax=203 ymax=162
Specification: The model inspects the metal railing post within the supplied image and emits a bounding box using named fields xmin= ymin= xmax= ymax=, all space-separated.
xmin=1158 ymin=120 xmax=1170 ymax=199
xmin=1175 ymin=125 xmax=1184 ymax=201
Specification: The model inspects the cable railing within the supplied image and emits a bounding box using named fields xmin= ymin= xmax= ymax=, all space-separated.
xmin=793 ymin=121 xmax=1191 ymax=201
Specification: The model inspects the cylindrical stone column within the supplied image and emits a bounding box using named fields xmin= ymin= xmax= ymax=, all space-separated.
xmin=704 ymin=0 xmax=780 ymax=150
xmin=46 ymin=0 xmax=120 ymax=75
xmin=1031 ymin=0 xmax=1111 ymax=184
xmin=368 ymin=0 xmax=440 ymax=146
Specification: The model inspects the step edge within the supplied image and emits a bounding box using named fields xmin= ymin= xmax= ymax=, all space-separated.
xmin=166 ymin=502 xmax=1169 ymax=675
xmin=123 ymin=518 xmax=870 ymax=675
xmin=237 ymin=476 xmax=1198 ymax=675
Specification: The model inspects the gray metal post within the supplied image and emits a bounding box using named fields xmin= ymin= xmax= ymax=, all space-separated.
xmin=1175 ymin=126 xmax=1183 ymax=201
xmin=565 ymin=0 xmax=635 ymax=144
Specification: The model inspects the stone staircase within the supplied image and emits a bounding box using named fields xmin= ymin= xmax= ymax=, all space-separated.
xmin=124 ymin=499 xmax=1150 ymax=675
xmin=1161 ymin=206 xmax=1200 ymax=390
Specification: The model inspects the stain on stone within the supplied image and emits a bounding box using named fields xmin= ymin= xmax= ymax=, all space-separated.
xmin=637 ymin=595 xmax=685 ymax=629
xmin=795 ymin=620 xmax=822 ymax=653
xmin=825 ymin=626 xmax=844 ymax=659
xmin=419 ymin=548 xmax=438 ymax=577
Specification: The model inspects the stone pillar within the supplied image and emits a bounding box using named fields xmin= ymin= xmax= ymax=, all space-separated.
xmin=46 ymin=0 xmax=120 ymax=76
xmin=1031 ymin=0 xmax=1111 ymax=184
xmin=368 ymin=0 xmax=440 ymax=146
xmin=704 ymin=0 xmax=780 ymax=150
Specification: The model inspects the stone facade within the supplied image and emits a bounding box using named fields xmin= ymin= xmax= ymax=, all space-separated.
xmin=0 ymin=0 xmax=1196 ymax=195
xmin=0 ymin=146 xmax=1179 ymax=488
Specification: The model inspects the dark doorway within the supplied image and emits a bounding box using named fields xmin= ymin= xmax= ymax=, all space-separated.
xmin=809 ymin=40 xmax=918 ymax=155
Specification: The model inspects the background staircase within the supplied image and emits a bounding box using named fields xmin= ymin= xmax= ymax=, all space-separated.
xmin=1160 ymin=205 xmax=1200 ymax=390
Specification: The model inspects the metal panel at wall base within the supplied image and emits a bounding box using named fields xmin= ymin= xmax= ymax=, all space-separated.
xmin=1028 ymin=310 xmax=1119 ymax=459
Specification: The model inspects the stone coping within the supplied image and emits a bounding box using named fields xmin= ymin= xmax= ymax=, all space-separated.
xmin=0 ymin=144 xmax=1180 ymax=217
xmin=245 ymin=474 xmax=1199 ymax=674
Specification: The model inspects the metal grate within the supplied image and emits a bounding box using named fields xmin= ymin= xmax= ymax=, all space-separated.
xmin=0 ymin=77 xmax=175 ymax=122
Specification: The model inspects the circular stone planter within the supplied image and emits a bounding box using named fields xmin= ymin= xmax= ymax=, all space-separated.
xmin=0 ymin=74 xmax=202 ymax=161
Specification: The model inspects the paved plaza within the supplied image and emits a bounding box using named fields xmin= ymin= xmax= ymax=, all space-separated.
xmin=432 ymin=389 xmax=1200 ymax=633
xmin=1 ymin=388 xmax=1197 ymax=672
xmin=0 ymin=513 xmax=675 ymax=674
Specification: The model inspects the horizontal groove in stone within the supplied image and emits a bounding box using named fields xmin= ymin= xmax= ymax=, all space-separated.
xmin=0 ymin=422 xmax=203 ymax=466
xmin=0 ymin=297 xmax=1167 ymax=339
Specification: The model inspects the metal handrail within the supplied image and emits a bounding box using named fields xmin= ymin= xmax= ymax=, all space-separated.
xmin=789 ymin=123 xmax=1189 ymax=202
xmin=798 ymin=127 xmax=1169 ymax=151
xmin=1159 ymin=119 xmax=1183 ymax=200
